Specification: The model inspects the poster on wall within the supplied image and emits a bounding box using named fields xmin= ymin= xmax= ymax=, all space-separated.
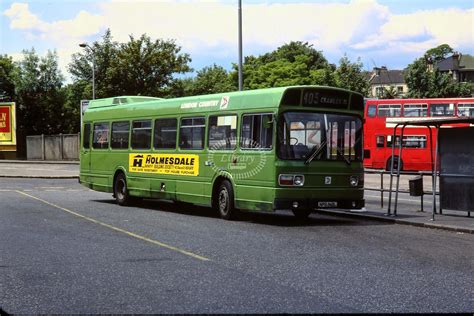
xmin=0 ymin=102 xmax=17 ymax=151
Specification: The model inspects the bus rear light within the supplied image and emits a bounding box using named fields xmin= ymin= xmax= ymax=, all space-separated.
xmin=278 ymin=174 xmax=304 ymax=186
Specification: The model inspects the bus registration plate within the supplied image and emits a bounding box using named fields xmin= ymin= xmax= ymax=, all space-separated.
xmin=317 ymin=201 xmax=337 ymax=208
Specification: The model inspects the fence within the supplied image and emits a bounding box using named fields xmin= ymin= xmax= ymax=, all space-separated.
xmin=364 ymin=169 xmax=439 ymax=214
xmin=26 ymin=134 xmax=80 ymax=161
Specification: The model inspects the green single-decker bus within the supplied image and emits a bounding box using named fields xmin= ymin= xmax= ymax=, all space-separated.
xmin=80 ymin=86 xmax=364 ymax=219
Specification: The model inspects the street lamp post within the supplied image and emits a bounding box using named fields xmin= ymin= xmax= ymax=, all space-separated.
xmin=238 ymin=0 xmax=243 ymax=91
xmin=79 ymin=43 xmax=96 ymax=100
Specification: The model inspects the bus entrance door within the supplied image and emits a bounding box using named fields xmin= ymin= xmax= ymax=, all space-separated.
xmin=80 ymin=123 xmax=92 ymax=176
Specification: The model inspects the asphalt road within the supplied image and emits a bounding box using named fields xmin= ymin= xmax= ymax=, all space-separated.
xmin=0 ymin=178 xmax=472 ymax=313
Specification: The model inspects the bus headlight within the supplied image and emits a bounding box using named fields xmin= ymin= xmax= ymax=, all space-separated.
xmin=294 ymin=175 xmax=305 ymax=186
xmin=279 ymin=174 xmax=305 ymax=186
xmin=350 ymin=175 xmax=359 ymax=187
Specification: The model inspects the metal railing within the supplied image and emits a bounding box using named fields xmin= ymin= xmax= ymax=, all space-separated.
xmin=364 ymin=169 xmax=439 ymax=214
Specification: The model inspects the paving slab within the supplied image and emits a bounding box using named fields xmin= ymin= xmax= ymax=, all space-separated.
xmin=0 ymin=160 xmax=79 ymax=178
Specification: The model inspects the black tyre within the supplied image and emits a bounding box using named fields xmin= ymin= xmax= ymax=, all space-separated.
xmin=114 ymin=173 xmax=132 ymax=206
xmin=292 ymin=209 xmax=312 ymax=220
xmin=216 ymin=180 xmax=237 ymax=220
xmin=386 ymin=157 xmax=403 ymax=172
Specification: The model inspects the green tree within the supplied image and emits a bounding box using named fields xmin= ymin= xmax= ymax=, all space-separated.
xmin=405 ymin=46 xmax=472 ymax=98
xmin=0 ymin=55 xmax=17 ymax=101
xmin=15 ymin=49 xmax=70 ymax=135
xmin=333 ymin=55 xmax=370 ymax=95
xmin=62 ymin=80 xmax=89 ymax=133
xmin=69 ymin=29 xmax=119 ymax=99
xmin=164 ymin=77 xmax=195 ymax=98
xmin=310 ymin=65 xmax=337 ymax=87
xmin=13 ymin=49 xmax=78 ymax=157
xmin=107 ymin=34 xmax=191 ymax=97
xmin=425 ymin=44 xmax=453 ymax=63
xmin=189 ymin=64 xmax=234 ymax=95
xmin=229 ymin=42 xmax=369 ymax=94
xmin=69 ymin=30 xmax=192 ymax=98
xmin=380 ymin=86 xmax=398 ymax=99
xmin=231 ymin=41 xmax=329 ymax=89
xmin=260 ymin=41 xmax=328 ymax=70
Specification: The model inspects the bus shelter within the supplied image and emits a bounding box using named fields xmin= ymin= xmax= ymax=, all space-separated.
xmin=386 ymin=117 xmax=474 ymax=220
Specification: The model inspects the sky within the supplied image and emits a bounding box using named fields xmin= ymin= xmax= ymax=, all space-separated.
xmin=1 ymin=0 xmax=473 ymax=81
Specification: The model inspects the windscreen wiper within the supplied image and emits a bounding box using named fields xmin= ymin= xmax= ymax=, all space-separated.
xmin=336 ymin=147 xmax=351 ymax=165
xmin=304 ymin=140 xmax=327 ymax=165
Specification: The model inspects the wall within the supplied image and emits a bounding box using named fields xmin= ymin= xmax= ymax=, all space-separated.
xmin=26 ymin=134 xmax=80 ymax=161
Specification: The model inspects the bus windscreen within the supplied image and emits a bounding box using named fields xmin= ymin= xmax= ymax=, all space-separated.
xmin=278 ymin=112 xmax=363 ymax=162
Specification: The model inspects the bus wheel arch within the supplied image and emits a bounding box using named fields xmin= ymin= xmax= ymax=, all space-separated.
xmin=386 ymin=156 xmax=403 ymax=171
xmin=212 ymin=176 xmax=237 ymax=220
xmin=113 ymin=170 xmax=132 ymax=206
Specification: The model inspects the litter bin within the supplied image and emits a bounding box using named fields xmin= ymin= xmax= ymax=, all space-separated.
xmin=409 ymin=176 xmax=423 ymax=196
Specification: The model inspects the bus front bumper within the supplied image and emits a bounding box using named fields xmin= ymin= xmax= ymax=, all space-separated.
xmin=274 ymin=198 xmax=365 ymax=210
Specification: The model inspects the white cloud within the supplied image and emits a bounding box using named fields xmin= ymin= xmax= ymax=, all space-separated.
xmin=352 ymin=8 xmax=474 ymax=55
xmin=97 ymin=0 xmax=391 ymax=56
xmin=3 ymin=2 xmax=105 ymax=80
xmin=2 ymin=0 xmax=473 ymax=79
xmin=3 ymin=3 xmax=104 ymax=43
xmin=3 ymin=3 xmax=49 ymax=32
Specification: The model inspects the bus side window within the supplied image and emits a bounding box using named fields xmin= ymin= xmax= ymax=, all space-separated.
xmin=386 ymin=135 xmax=401 ymax=148
xmin=154 ymin=118 xmax=177 ymax=149
xmin=208 ymin=115 xmax=237 ymax=150
xmin=378 ymin=104 xmax=401 ymax=117
xmin=111 ymin=121 xmax=130 ymax=149
xmin=430 ymin=103 xmax=454 ymax=116
xmin=241 ymin=113 xmax=273 ymax=149
xmin=179 ymin=117 xmax=205 ymax=149
xmin=367 ymin=105 xmax=376 ymax=117
xmin=458 ymin=103 xmax=474 ymax=117
xmin=131 ymin=120 xmax=152 ymax=149
xmin=404 ymin=104 xmax=427 ymax=117
xmin=92 ymin=122 xmax=110 ymax=149
xmin=83 ymin=123 xmax=91 ymax=149
xmin=376 ymin=135 xmax=384 ymax=148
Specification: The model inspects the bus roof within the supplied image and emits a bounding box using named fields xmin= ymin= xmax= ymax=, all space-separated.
xmin=84 ymin=86 xmax=363 ymax=120
xmin=389 ymin=117 xmax=474 ymax=126
xmin=88 ymin=96 xmax=162 ymax=109
xmin=365 ymin=97 xmax=474 ymax=105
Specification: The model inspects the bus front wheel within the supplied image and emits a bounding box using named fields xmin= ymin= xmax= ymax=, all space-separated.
xmin=292 ymin=209 xmax=311 ymax=220
xmin=114 ymin=173 xmax=131 ymax=206
xmin=216 ymin=180 xmax=237 ymax=220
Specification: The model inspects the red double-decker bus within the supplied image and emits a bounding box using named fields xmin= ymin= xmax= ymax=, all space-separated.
xmin=363 ymin=97 xmax=474 ymax=171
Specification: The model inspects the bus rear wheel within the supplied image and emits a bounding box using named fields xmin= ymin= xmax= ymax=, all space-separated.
xmin=216 ymin=180 xmax=237 ymax=220
xmin=114 ymin=173 xmax=132 ymax=206
xmin=386 ymin=157 xmax=403 ymax=172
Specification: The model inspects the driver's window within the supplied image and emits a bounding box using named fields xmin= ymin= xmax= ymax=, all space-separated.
xmin=289 ymin=120 xmax=322 ymax=149
xmin=289 ymin=122 xmax=305 ymax=145
xmin=306 ymin=121 xmax=321 ymax=148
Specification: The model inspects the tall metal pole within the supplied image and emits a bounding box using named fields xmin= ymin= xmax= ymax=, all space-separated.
xmin=79 ymin=43 xmax=96 ymax=100
xmin=91 ymin=53 xmax=95 ymax=100
xmin=238 ymin=0 xmax=243 ymax=91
